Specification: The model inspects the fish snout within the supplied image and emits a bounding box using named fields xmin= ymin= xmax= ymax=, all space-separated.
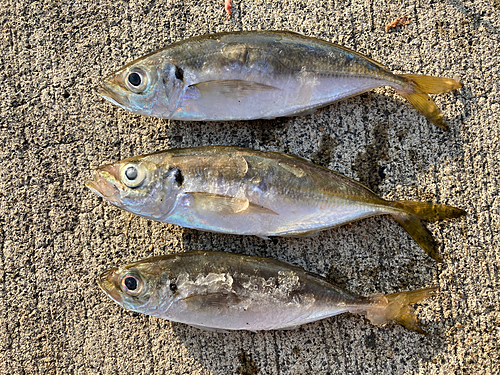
xmin=96 ymin=85 xmax=112 ymax=100
xmin=97 ymin=268 xmax=123 ymax=304
xmin=96 ymin=81 xmax=129 ymax=109
xmin=85 ymin=165 xmax=122 ymax=201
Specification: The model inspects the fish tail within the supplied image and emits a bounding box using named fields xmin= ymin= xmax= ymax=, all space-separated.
xmin=395 ymin=74 xmax=463 ymax=130
xmin=365 ymin=287 xmax=438 ymax=334
xmin=389 ymin=201 xmax=466 ymax=262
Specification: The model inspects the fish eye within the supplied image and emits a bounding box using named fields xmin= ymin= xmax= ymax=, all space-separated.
xmin=121 ymin=163 xmax=147 ymax=188
xmin=128 ymin=72 xmax=141 ymax=86
xmin=125 ymin=68 xmax=147 ymax=93
xmin=120 ymin=273 xmax=144 ymax=296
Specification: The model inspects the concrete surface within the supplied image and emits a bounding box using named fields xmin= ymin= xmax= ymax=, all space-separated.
xmin=1 ymin=0 xmax=499 ymax=373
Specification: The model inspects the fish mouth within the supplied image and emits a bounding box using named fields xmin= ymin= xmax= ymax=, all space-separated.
xmin=85 ymin=165 xmax=122 ymax=203
xmin=98 ymin=268 xmax=123 ymax=304
xmin=96 ymin=84 xmax=129 ymax=109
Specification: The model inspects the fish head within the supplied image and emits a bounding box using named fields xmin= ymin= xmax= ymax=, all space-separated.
xmin=97 ymin=55 xmax=184 ymax=117
xmin=98 ymin=258 xmax=174 ymax=314
xmin=85 ymin=155 xmax=183 ymax=220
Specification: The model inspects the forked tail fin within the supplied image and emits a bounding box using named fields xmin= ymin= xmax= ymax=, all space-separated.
xmin=366 ymin=287 xmax=438 ymax=334
xmin=396 ymin=74 xmax=462 ymax=130
xmin=389 ymin=201 xmax=466 ymax=262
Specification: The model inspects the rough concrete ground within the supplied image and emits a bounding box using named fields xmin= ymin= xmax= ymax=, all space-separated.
xmin=1 ymin=0 xmax=499 ymax=374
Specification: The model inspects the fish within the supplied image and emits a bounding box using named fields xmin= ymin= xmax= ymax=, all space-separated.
xmin=98 ymin=250 xmax=437 ymax=333
xmin=97 ymin=30 xmax=462 ymax=130
xmin=85 ymin=146 xmax=466 ymax=262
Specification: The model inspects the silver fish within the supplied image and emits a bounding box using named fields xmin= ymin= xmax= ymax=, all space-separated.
xmin=98 ymin=30 xmax=462 ymax=129
xmin=98 ymin=251 xmax=437 ymax=333
xmin=85 ymin=146 xmax=466 ymax=262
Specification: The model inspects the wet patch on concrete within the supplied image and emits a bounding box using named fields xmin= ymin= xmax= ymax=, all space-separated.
xmin=326 ymin=264 xmax=350 ymax=289
xmin=351 ymin=122 xmax=389 ymax=193
xmin=237 ymin=350 xmax=259 ymax=375
xmin=311 ymin=133 xmax=339 ymax=168
xmin=365 ymin=331 xmax=377 ymax=349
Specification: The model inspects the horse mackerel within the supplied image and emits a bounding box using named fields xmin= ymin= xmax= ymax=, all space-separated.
xmin=98 ymin=251 xmax=438 ymax=333
xmin=97 ymin=30 xmax=462 ymax=129
xmin=86 ymin=146 xmax=466 ymax=262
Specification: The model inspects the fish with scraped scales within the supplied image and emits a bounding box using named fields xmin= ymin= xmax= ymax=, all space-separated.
xmin=98 ymin=251 xmax=437 ymax=333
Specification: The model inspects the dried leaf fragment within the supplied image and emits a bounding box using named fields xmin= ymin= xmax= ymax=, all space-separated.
xmin=385 ymin=16 xmax=411 ymax=32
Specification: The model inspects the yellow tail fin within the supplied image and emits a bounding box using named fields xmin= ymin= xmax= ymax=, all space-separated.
xmin=366 ymin=287 xmax=438 ymax=334
xmin=397 ymin=74 xmax=463 ymax=130
xmin=391 ymin=200 xmax=466 ymax=222
xmin=389 ymin=201 xmax=466 ymax=262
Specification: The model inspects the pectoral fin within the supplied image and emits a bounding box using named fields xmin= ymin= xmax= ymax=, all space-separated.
xmin=188 ymin=192 xmax=278 ymax=216
xmin=190 ymin=80 xmax=280 ymax=100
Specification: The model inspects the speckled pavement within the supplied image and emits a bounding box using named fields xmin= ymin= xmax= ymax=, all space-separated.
xmin=1 ymin=0 xmax=499 ymax=373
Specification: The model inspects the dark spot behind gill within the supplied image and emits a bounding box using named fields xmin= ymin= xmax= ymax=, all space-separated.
xmin=175 ymin=169 xmax=184 ymax=186
xmin=170 ymin=282 xmax=177 ymax=293
xmin=175 ymin=66 xmax=184 ymax=81
xmin=167 ymin=168 xmax=184 ymax=186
